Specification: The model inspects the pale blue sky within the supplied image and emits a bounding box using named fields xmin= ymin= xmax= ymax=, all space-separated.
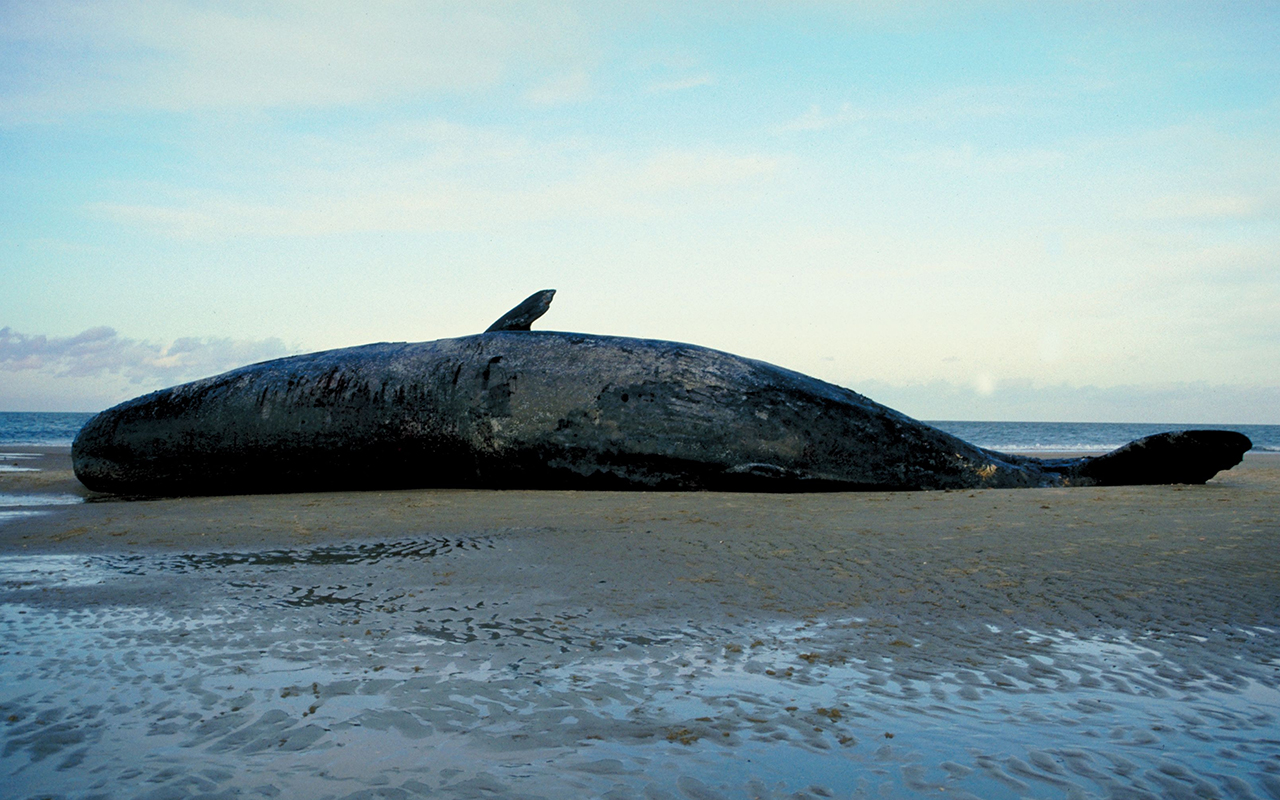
xmin=2 ymin=1 xmax=1277 ymax=421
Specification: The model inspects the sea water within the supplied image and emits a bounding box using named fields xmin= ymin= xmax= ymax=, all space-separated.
xmin=0 ymin=412 xmax=95 ymax=447
xmin=929 ymin=420 xmax=1280 ymax=453
xmin=1 ymin=412 xmax=1278 ymax=452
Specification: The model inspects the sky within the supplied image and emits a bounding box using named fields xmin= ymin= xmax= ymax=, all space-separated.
xmin=1 ymin=1 xmax=1277 ymax=422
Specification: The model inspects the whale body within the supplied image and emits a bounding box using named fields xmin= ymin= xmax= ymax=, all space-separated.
xmin=72 ymin=293 xmax=1251 ymax=496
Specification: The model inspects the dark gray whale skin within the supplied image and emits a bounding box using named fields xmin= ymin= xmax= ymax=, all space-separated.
xmin=72 ymin=331 xmax=1251 ymax=496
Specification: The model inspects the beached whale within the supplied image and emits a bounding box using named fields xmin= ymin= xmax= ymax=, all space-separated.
xmin=72 ymin=291 xmax=1251 ymax=495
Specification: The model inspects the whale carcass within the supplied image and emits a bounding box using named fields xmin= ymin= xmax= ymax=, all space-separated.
xmin=72 ymin=291 xmax=1251 ymax=495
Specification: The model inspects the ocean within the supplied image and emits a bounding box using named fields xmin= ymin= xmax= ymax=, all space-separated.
xmin=0 ymin=412 xmax=97 ymax=447
xmin=3 ymin=411 xmax=1277 ymax=452
xmin=928 ymin=420 xmax=1280 ymax=454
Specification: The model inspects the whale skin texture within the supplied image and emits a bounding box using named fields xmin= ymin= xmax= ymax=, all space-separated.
xmin=71 ymin=330 xmax=1252 ymax=496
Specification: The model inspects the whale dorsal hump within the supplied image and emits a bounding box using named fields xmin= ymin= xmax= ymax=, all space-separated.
xmin=486 ymin=289 xmax=556 ymax=332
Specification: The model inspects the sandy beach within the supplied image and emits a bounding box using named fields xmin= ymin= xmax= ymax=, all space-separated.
xmin=2 ymin=447 xmax=1278 ymax=799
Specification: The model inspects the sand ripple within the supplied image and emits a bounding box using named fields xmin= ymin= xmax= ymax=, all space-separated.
xmin=3 ymin=539 xmax=1278 ymax=799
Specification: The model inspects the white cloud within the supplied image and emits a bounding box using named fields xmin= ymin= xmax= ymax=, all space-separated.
xmin=775 ymin=103 xmax=862 ymax=133
xmin=636 ymin=150 xmax=777 ymax=189
xmin=0 ymin=326 xmax=295 ymax=385
xmin=645 ymin=73 xmax=714 ymax=94
xmin=0 ymin=1 xmax=593 ymax=121
xmin=87 ymin=145 xmax=783 ymax=238
xmin=895 ymin=144 xmax=1067 ymax=174
xmin=1132 ymin=192 xmax=1266 ymax=221
xmin=525 ymin=71 xmax=594 ymax=106
xmin=773 ymin=81 xmax=1090 ymax=135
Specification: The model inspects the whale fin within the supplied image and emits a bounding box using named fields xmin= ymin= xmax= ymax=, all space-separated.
xmin=1078 ymin=430 xmax=1251 ymax=486
xmin=486 ymin=289 xmax=556 ymax=332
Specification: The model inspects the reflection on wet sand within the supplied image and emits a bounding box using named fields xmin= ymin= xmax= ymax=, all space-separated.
xmin=0 ymin=453 xmax=44 ymax=474
xmin=0 ymin=487 xmax=81 ymax=525
xmin=3 ymin=540 xmax=1278 ymax=800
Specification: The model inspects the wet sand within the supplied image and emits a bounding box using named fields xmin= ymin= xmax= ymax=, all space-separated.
xmin=2 ymin=447 xmax=1278 ymax=799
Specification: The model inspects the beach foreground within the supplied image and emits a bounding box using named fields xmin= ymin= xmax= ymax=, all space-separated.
xmin=2 ymin=448 xmax=1278 ymax=798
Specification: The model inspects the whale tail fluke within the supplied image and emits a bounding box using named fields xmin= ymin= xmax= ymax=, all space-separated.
xmin=486 ymin=289 xmax=556 ymax=332
xmin=1078 ymin=430 xmax=1252 ymax=486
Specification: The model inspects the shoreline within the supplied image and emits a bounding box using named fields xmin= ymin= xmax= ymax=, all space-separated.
xmin=1 ymin=448 xmax=1275 ymax=626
